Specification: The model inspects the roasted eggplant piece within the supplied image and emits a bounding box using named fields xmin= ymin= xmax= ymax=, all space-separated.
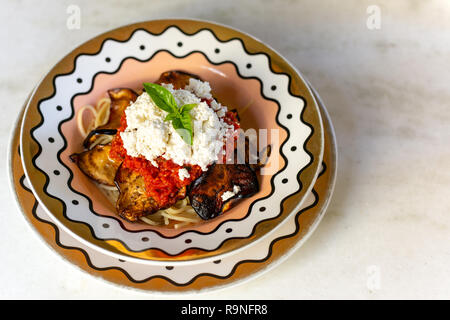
xmin=114 ymin=166 xmax=161 ymax=221
xmin=70 ymin=144 xmax=121 ymax=186
xmin=188 ymin=136 xmax=270 ymax=220
xmin=156 ymin=70 xmax=201 ymax=89
xmin=98 ymin=88 xmax=138 ymax=130
xmin=114 ymin=165 xmax=187 ymax=222
xmin=188 ymin=163 xmax=259 ymax=220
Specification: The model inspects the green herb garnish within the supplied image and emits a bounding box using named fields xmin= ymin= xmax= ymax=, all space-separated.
xmin=143 ymin=83 xmax=196 ymax=145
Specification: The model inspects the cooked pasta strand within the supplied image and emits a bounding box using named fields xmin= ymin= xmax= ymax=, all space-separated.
xmin=77 ymin=105 xmax=97 ymax=138
xmin=94 ymin=98 xmax=111 ymax=127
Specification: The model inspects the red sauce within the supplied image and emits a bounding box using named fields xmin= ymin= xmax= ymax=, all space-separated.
xmin=109 ymin=99 xmax=240 ymax=207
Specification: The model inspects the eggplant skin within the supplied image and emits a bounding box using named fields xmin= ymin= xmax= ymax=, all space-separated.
xmin=70 ymin=144 xmax=120 ymax=186
xmin=98 ymin=88 xmax=138 ymax=130
xmin=188 ymin=163 xmax=259 ymax=220
xmin=156 ymin=70 xmax=201 ymax=89
xmin=114 ymin=165 xmax=187 ymax=222
xmin=114 ymin=165 xmax=161 ymax=221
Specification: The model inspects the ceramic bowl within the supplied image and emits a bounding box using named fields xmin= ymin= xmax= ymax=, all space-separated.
xmin=20 ymin=19 xmax=324 ymax=264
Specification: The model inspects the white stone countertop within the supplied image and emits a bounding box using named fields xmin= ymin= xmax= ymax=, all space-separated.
xmin=1 ymin=0 xmax=449 ymax=299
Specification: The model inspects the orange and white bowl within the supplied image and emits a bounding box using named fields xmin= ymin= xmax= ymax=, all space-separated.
xmin=19 ymin=19 xmax=324 ymax=265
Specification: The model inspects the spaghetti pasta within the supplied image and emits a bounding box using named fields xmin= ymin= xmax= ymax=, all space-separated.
xmin=139 ymin=198 xmax=201 ymax=228
xmin=77 ymin=97 xmax=111 ymax=138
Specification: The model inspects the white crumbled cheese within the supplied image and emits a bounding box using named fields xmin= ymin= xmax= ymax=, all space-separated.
xmin=120 ymin=80 xmax=234 ymax=172
xmin=185 ymin=78 xmax=212 ymax=99
xmin=221 ymin=185 xmax=241 ymax=202
xmin=210 ymin=100 xmax=227 ymax=118
xmin=120 ymin=94 xmax=170 ymax=167
xmin=178 ymin=168 xmax=190 ymax=181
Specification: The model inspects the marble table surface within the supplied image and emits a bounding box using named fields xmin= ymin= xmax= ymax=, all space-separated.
xmin=1 ymin=0 xmax=449 ymax=299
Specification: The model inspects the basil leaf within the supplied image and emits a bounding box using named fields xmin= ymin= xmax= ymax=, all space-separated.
xmin=179 ymin=103 xmax=197 ymax=114
xmin=175 ymin=127 xmax=192 ymax=145
xmin=143 ymin=83 xmax=177 ymax=114
xmin=180 ymin=112 xmax=193 ymax=133
xmin=165 ymin=113 xmax=178 ymax=122
xmin=171 ymin=117 xmax=192 ymax=145
xmin=171 ymin=117 xmax=183 ymax=129
xmin=180 ymin=112 xmax=193 ymax=145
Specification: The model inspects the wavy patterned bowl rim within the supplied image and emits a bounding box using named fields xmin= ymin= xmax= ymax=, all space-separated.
xmin=19 ymin=19 xmax=324 ymax=265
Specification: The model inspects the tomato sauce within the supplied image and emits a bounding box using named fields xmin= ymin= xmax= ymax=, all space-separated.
xmin=109 ymin=100 xmax=240 ymax=207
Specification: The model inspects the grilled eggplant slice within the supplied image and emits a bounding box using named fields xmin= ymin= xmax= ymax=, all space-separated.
xmin=156 ymin=70 xmax=201 ymax=89
xmin=188 ymin=163 xmax=259 ymax=220
xmin=114 ymin=166 xmax=161 ymax=221
xmin=114 ymin=165 xmax=187 ymax=222
xmin=98 ymin=88 xmax=138 ymax=130
xmin=70 ymin=144 xmax=120 ymax=186
xmin=188 ymin=137 xmax=270 ymax=220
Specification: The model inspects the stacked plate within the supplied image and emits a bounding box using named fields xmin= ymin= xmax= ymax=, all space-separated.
xmin=8 ymin=19 xmax=336 ymax=293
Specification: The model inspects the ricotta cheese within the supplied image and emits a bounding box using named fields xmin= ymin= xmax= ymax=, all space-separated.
xmin=120 ymin=80 xmax=234 ymax=172
xmin=221 ymin=185 xmax=241 ymax=202
xmin=185 ymin=78 xmax=212 ymax=99
xmin=178 ymin=168 xmax=190 ymax=181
